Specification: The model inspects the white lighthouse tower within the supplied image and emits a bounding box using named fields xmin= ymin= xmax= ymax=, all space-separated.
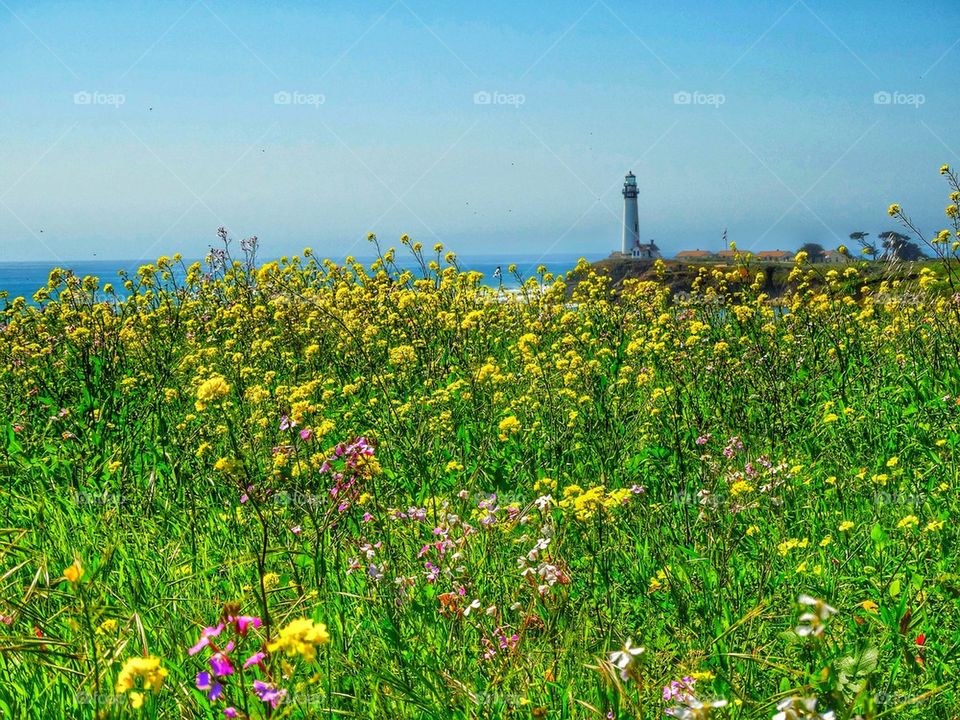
xmin=620 ymin=171 xmax=660 ymax=260
xmin=622 ymin=171 xmax=640 ymax=254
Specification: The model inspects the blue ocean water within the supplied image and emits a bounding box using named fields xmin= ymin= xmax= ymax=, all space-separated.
xmin=0 ymin=253 xmax=603 ymax=301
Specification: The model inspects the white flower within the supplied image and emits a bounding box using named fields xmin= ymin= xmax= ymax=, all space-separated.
xmin=772 ymin=696 xmax=834 ymax=720
xmin=527 ymin=537 xmax=550 ymax=562
xmin=534 ymin=494 xmax=554 ymax=510
xmin=608 ymin=638 xmax=645 ymax=680
xmin=667 ymin=696 xmax=728 ymax=719
xmin=795 ymin=595 xmax=837 ymax=637
xmin=462 ymin=598 xmax=481 ymax=616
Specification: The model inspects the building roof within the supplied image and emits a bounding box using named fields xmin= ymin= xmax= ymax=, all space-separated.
xmin=715 ymin=249 xmax=739 ymax=258
xmin=755 ymin=250 xmax=794 ymax=258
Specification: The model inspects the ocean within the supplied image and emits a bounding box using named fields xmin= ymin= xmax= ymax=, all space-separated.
xmin=0 ymin=253 xmax=603 ymax=301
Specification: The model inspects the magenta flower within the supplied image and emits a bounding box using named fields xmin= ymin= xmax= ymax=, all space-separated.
xmin=663 ymin=676 xmax=696 ymax=702
xmin=299 ymin=428 xmax=313 ymax=441
xmin=224 ymin=709 xmax=237 ymax=718
xmin=189 ymin=623 xmax=225 ymax=656
xmin=230 ymin=615 xmax=261 ymax=637
xmin=210 ymin=651 xmax=234 ymax=677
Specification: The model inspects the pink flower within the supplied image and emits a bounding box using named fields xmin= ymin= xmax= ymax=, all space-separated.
xmin=224 ymin=708 xmax=237 ymax=718
xmin=188 ymin=623 xmax=225 ymax=655
xmin=230 ymin=615 xmax=261 ymax=636
xmin=299 ymin=428 xmax=313 ymax=441
xmin=243 ymin=651 xmax=266 ymax=669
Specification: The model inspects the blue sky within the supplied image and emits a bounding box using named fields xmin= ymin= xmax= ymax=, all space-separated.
xmin=1 ymin=0 xmax=959 ymax=262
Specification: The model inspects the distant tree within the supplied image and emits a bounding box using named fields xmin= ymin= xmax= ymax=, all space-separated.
xmin=799 ymin=243 xmax=825 ymax=262
xmin=850 ymin=231 xmax=878 ymax=260
xmin=878 ymin=231 xmax=926 ymax=261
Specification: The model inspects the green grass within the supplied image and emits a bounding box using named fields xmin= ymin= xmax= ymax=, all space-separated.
xmin=0 ymin=239 xmax=959 ymax=719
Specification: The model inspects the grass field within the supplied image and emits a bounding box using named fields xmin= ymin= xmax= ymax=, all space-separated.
xmin=2 ymin=172 xmax=960 ymax=719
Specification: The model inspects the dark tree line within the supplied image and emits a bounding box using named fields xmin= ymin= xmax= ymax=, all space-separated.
xmin=847 ymin=231 xmax=927 ymax=261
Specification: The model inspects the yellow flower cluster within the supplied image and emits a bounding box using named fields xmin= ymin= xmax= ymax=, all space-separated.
xmin=115 ymin=656 xmax=167 ymax=708
xmin=559 ymin=484 xmax=633 ymax=520
xmin=195 ymin=375 xmax=231 ymax=410
xmin=267 ymin=618 xmax=331 ymax=662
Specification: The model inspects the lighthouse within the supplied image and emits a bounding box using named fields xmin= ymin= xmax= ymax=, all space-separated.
xmin=618 ymin=171 xmax=661 ymax=260
xmin=622 ymin=171 xmax=640 ymax=254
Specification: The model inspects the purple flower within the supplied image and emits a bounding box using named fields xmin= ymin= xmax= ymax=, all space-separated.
xmin=224 ymin=708 xmax=237 ymax=718
xmin=253 ymin=680 xmax=287 ymax=708
xmin=299 ymin=428 xmax=313 ymax=441
xmin=279 ymin=415 xmax=296 ymax=431
xmin=210 ymin=651 xmax=234 ymax=677
xmin=196 ymin=671 xmax=223 ymax=701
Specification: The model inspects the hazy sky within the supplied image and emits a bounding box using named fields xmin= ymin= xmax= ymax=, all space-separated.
xmin=1 ymin=0 xmax=959 ymax=262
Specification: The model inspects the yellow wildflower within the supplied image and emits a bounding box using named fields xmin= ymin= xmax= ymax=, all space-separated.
xmin=115 ymin=656 xmax=167 ymax=700
xmin=64 ymin=560 xmax=83 ymax=584
xmin=195 ymin=375 xmax=231 ymax=410
xmin=897 ymin=515 xmax=919 ymax=529
xmin=267 ymin=618 xmax=330 ymax=662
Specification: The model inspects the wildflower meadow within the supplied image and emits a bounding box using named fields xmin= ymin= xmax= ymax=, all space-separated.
xmin=2 ymin=168 xmax=960 ymax=719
